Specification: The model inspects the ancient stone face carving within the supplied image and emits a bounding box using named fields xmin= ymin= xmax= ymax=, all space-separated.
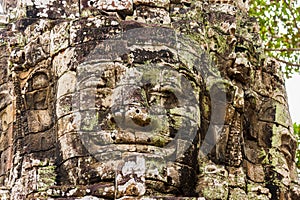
xmin=78 ymin=64 xmax=200 ymax=156
xmin=56 ymin=27 xmax=227 ymax=197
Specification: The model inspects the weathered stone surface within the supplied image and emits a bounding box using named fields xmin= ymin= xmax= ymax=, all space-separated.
xmin=229 ymin=187 xmax=247 ymax=200
xmin=0 ymin=83 xmax=12 ymax=111
xmin=27 ymin=110 xmax=52 ymax=133
xmin=126 ymin=6 xmax=171 ymax=24
xmin=50 ymin=21 xmax=70 ymax=55
xmin=0 ymin=0 xmax=298 ymax=199
xmin=244 ymin=140 xmax=263 ymax=164
xmin=197 ymin=162 xmax=229 ymax=199
xmin=70 ymin=16 xmax=121 ymax=46
xmin=4 ymin=0 xmax=80 ymax=19
xmin=0 ymin=104 xmax=13 ymax=132
xmin=227 ymin=166 xmax=246 ymax=188
xmin=134 ymin=0 xmax=170 ymax=8
xmin=244 ymin=160 xmax=265 ymax=183
xmin=81 ymin=0 xmax=133 ymax=16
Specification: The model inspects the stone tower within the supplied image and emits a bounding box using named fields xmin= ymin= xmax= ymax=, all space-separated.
xmin=0 ymin=0 xmax=299 ymax=199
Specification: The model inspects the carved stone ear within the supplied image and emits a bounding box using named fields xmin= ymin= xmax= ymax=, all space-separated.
xmin=280 ymin=132 xmax=297 ymax=168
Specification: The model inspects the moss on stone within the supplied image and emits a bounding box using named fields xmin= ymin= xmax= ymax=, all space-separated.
xmin=38 ymin=165 xmax=57 ymax=192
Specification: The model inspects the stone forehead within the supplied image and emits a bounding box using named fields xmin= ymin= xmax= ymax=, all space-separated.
xmin=79 ymin=26 xmax=210 ymax=81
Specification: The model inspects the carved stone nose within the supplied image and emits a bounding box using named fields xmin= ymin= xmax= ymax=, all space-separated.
xmin=128 ymin=107 xmax=151 ymax=127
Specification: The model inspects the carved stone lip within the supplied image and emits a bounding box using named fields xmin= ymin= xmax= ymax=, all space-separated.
xmin=85 ymin=143 xmax=177 ymax=159
xmin=79 ymin=130 xmax=192 ymax=160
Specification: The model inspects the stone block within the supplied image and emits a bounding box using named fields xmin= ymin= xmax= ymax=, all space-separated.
xmin=0 ymin=45 xmax=9 ymax=86
xmin=53 ymin=47 xmax=76 ymax=77
xmin=0 ymin=104 xmax=13 ymax=132
xmin=0 ymin=83 xmax=12 ymax=111
xmin=77 ymin=62 xmax=120 ymax=87
xmin=70 ymin=16 xmax=121 ymax=46
xmin=280 ymin=132 xmax=297 ymax=165
xmin=27 ymin=110 xmax=52 ymax=133
xmin=50 ymin=21 xmax=70 ymax=55
xmin=0 ymin=0 xmax=16 ymax=12
xmin=244 ymin=140 xmax=263 ymax=164
xmin=133 ymin=0 xmax=170 ymax=8
xmin=247 ymin=181 xmax=271 ymax=199
xmin=0 ymin=123 xmax=13 ymax=151
xmin=274 ymin=102 xmax=293 ymax=128
xmin=24 ymin=34 xmax=50 ymax=67
xmin=57 ymin=71 xmax=76 ymax=99
xmin=56 ymin=94 xmax=77 ymax=119
xmin=25 ymin=168 xmax=39 ymax=193
xmin=82 ymin=39 xmax=128 ymax=62
xmin=229 ymin=187 xmax=247 ymax=200
xmin=0 ymin=189 xmax=10 ymax=199
xmin=23 ymin=20 xmax=52 ymax=44
xmin=24 ymin=129 xmax=56 ymax=153
xmin=253 ymin=70 xmax=272 ymax=97
xmin=31 ymin=73 xmax=49 ymax=91
xmin=0 ymin=146 xmax=12 ymax=176
xmin=25 ymin=89 xmax=49 ymax=110
xmin=79 ymin=109 xmax=99 ymax=131
xmin=264 ymin=58 xmax=283 ymax=82
xmin=243 ymin=106 xmax=258 ymax=139
xmin=0 ymin=65 xmax=8 ymax=87
xmin=25 ymin=0 xmax=80 ymax=19
xmin=227 ymin=167 xmax=246 ymax=188
xmin=58 ymin=131 xmax=88 ymax=160
xmin=197 ymin=163 xmax=229 ymax=199
xmin=232 ymin=85 xmax=244 ymax=109
xmin=126 ymin=6 xmax=170 ymax=24
xmin=257 ymin=122 xmax=272 ymax=148
xmin=57 ymin=113 xmax=80 ymax=137
xmin=80 ymin=0 xmax=133 ymax=16
xmin=57 ymin=157 xmax=101 ymax=185
xmin=24 ymin=149 xmax=56 ymax=166
xmin=244 ymin=160 xmax=265 ymax=183
xmin=116 ymin=156 xmax=146 ymax=197
xmin=89 ymin=184 xmax=115 ymax=198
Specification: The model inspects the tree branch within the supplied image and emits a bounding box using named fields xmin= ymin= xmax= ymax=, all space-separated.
xmin=283 ymin=0 xmax=300 ymax=30
xmin=274 ymin=57 xmax=300 ymax=67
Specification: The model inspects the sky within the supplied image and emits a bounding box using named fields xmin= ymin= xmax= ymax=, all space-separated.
xmin=286 ymin=74 xmax=300 ymax=124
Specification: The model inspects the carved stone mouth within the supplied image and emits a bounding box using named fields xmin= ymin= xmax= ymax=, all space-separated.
xmin=87 ymin=143 xmax=177 ymax=161
xmin=79 ymin=128 xmax=194 ymax=163
xmin=79 ymin=129 xmax=176 ymax=147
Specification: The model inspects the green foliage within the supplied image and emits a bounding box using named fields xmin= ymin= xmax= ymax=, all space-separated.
xmin=294 ymin=123 xmax=300 ymax=168
xmin=295 ymin=123 xmax=300 ymax=134
xmin=249 ymin=0 xmax=300 ymax=77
